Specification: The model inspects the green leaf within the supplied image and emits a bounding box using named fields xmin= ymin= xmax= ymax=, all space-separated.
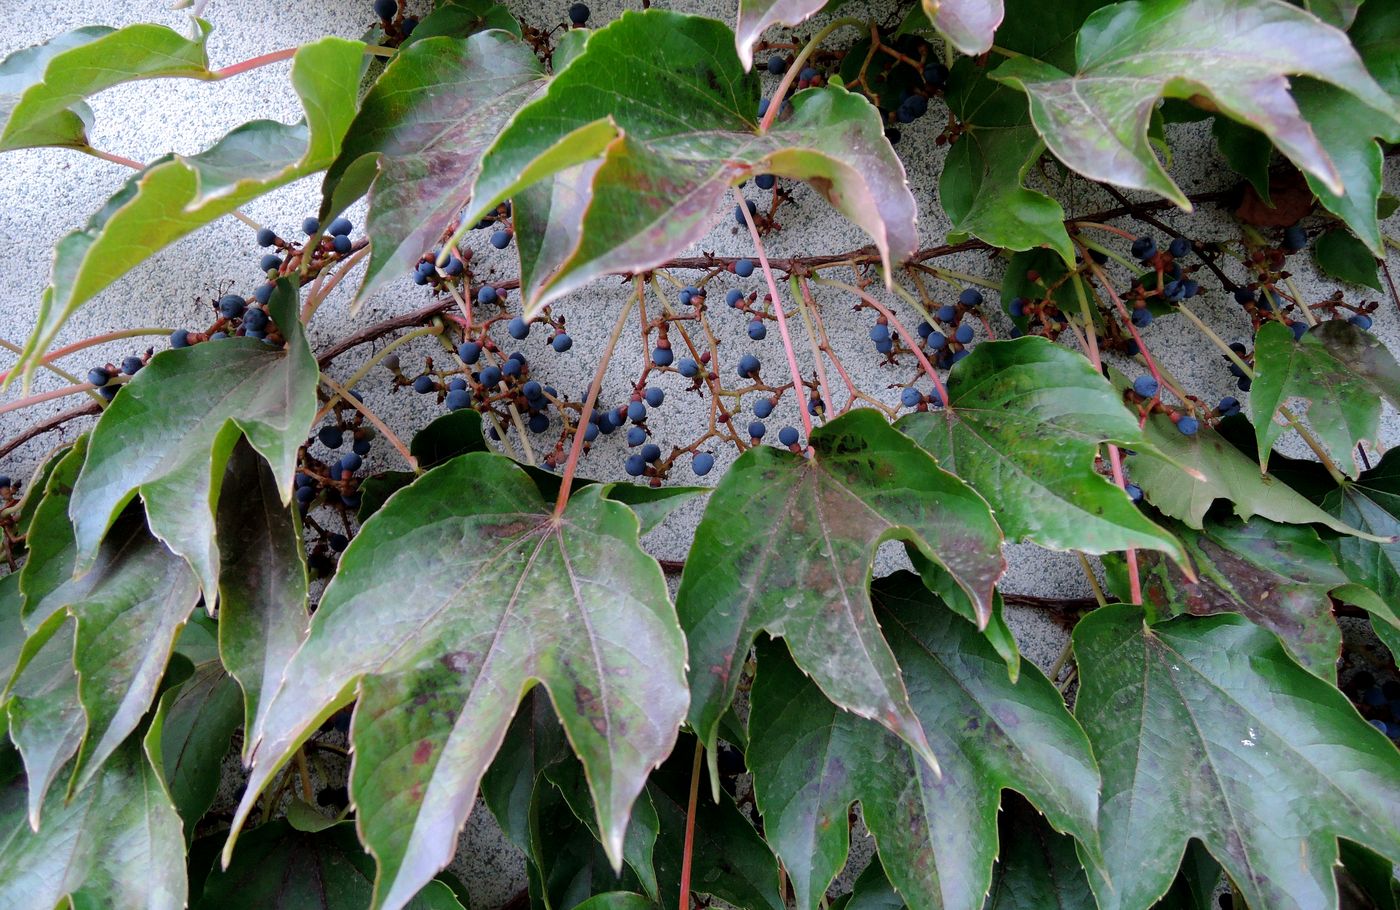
xmin=0 ymin=575 xmax=22 ymax=730
xmin=1337 ymin=841 xmax=1400 ymax=910
xmin=16 ymin=38 xmax=362 ymax=379
xmin=678 ymin=409 xmax=1005 ymax=780
xmin=1251 ymin=320 xmax=1400 ymax=476
xmin=734 ymin=0 xmax=830 ymax=69
xmin=834 ymin=862 xmax=904 ymax=910
xmin=358 ymin=409 xmax=491 ymax=519
xmin=216 ymin=439 xmax=310 ymax=747
xmin=746 ymin=574 xmax=1099 ymax=910
xmin=1074 ymin=606 xmax=1400 ymax=910
xmin=1123 ymin=390 xmax=1383 ymax=539
xmin=0 ymin=22 xmax=212 ymax=152
xmin=985 ymin=797 xmax=1097 ymax=910
xmin=524 ymin=763 xmax=645 ymax=908
xmin=991 ymin=0 xmax=1400 ymax=209
xmin=460 ymin=10 xmax=916 ymax=312
xmin=647 ymin=738 xmax=784 ymax=910
xmin=69 ymin=280 xmax=318 ymax=603
xmin=897 ymin=336 xmax=1183 ymax=560
xmin=1320 ymin=449 xmax=1400 ymax=650
xmin=143 ymin=661 xmax=242 ymax=842
xmin=1314 ymin=227 xmax=1383 ymax=289
xmin=15 ymin=438 xmax=86 ymax=631
xmin=0 ymin=737 xmax=186 ymax=910
xmin=198 ymin=820 xmax=466 ymax=909
xmin=404 ymin=0 xmax=521 ymax=43
xmin=230 ymin=452 xmax=688 ymax=910
xmin=573 ymin=895 xmax=656 ymax=910
xmin=1351 ymin=0 xmax=1400 ymax=97
xmin=480 ymin=689 xmax=568 ymax=853
xmin=1211 ymin=117 xmax=1273 ymax=201
xmin=1307 ymin=0 xmax=1364 ymax=29
xmin=319 ymin=31 xmax=546 ymax=306
xmin=3 ymin=618 xmax=82 ymax=828
xmin=919 ymin=0 xmax=1004 ymax=54
xmin=1133 ymin=515 xmax=1346 ymax=678
xmin=545 ymin=756 xmax=661 ymax=902
xmin=940 ymin=60 xmax=1072 ymax=261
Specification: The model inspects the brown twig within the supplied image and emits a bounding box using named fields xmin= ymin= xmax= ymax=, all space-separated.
xmin=0 ymin=402 xmax=102 ymax=460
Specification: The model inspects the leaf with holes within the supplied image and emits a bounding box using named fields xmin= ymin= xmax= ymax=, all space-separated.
xmin=455 ymin=10 xmax=916 ymax=313
xmin=745 ymin=574 xmax=1098 ymax=910
xmin=319 ymin=31 xmax=546 ymax=306
xmin=15 ymin=38 xmax=361 ymax=380
xmin=216 ymin=439 xmax=309 ymax=747
xmin=68 ymin=281 xmax=318 ymax=604
xmin=0 ymin=737 xmax=185 ymax=910
xmin=1251 ymin=320 xmax=1400 ymax=476
xmin=1074 ymin=606 xmax=1400 ymax=910
xmin=144 ymin=661 xmax=242 ymax=842
xmin=991 ymin=0 xmax=1400 ymax=209
xmin=939 ymin=59 xmax=1072 ymax=261
xmin=198 ymin=820 xmax=465 ymax=910
xmin=678 ymin=409 xmax=1005 ymax=781
xmin=1127 ymin=515 xmax=1348 ymax=678
xmin=0 ymin=22 xmax=213 ymax=152
xmin=227 ymin=452 xmax=688 ymax=910
xmin=898 ymin=336 xmax=1182 ymax=560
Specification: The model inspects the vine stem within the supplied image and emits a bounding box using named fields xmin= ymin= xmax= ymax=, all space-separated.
xmin=1068 ymin=272 xmax=1142 ymax=605
xmin=736 ymin=187 xmax=815 ymax=445
xmin=0 ymin=380 xmax=108 ymax=416
xmin=553 ymin=284 xmax=639 ymax=517
xmin=813 ymin=278 xmax=951 ymax=409
xmin=792 ymin=277 xmax=835 ymax=418
xmin=0 ymin=401 xmax=101 ymax=460
xmin=0 ymin=339 xmax=102 ymax=403
xmin=759 ymin=17 xmax=864 ymax=134
xmin=81 ymin=146 xmax=262 ymax=231
xmin=320 ymin=374 xmax=418 ymax=472
xmin=0 ymin=327 xmax=172 ymax=387
xmin=1175 ymin=301 xmax=1347 ymax=484
xmin=678 ymin=739 xmax=703 ymax=910
xmin=302 ymin=243 xmax=371 ymax=322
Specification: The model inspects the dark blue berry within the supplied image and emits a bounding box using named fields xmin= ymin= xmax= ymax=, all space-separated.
xmin=171 ymin=329 xmax=191 ymax=348
xmin=1234 ymin=288 xmax=1255 ymax=304
xmin=339 ymin=452 xmax=363 ymax=473
xmin=1177 ymin=416 xmax=1199 ymax=436
xmin=256 ymin=227 xmax=278 ymax=247
xmin=1217 ymin=396 xmax=1241 ymax=417
xmin=87 ymin=366 xmax=110 ymax=387
xmin=1350 ymin=314 xmax=1374 ymax=330
xmin=120 ymin=356 xmax=143 ymax=375
xmin=458 ymin=341 xmax=482 ymax=364
xmin=477 ymin=286 xmax=498 ymax=305
xmin=766 ymin=55 xmax=787 ymax=75
xmin=1168 ymin=237 xmax=1191 ymax=258
xmin=333 ymin=235 xmax=353 ymax=254
xmin=954 ymin=324 xmax=974 ymax=345
xmin=353 ymin=438 xmax=371 ymax=456
xmin=937 ymin=304 xmax=957 ymax=322
xmin=922 ymin=62 xmax=948 ymax=86
xmin=479 ymin=365 xmax=502 ymax=386
xmin=641 ymin=443 xmax=662 ymax=463
xmin=874 ymin=337 xmax=893 ymax=354
xmin=753 ymin=397 xmax=774 ymax=419
xmin=735 ymin=199 xmax=758 ymax=225
xmin=1291 ymin=321 xmax=1308 ymax=341
xmin=778 ymin=426 xmax=799 ymax=447
xmin=302 ymin=217 xmax=320 ymax=236
xmin=627 ymin=426 xmax=647 ymax=447
xmin=413 ymin=375 xmax=437 ymax=394
xmin=869 ymin=323 xmax=891 ymax=344
xmin=755 ymin=174 xmax=775 ymax=191
xmin=926 ymin=331 xmax=946 ymax=350
xmin=1131 ymin=236 xmax=1157 ymax=260
xmin=375 ymin=0 xmax=397 ymax=19
xmin=628 ymin=400 xmax=647 ymax=422
xmin=901 ymin=387 xmax=922 ymax=408
xmin=652 ymin=347 xmax=674 ymax=367
xmin=693 ymin=452 xmax=715 ymax=475
xmin=552 ymin=333 xmax=573 ymax=352
xmin=501 ymin=357 xmax=522 ymax=378
xmin=958 ymin=288 xmax=983 ymax=307
xmin=490 ymin=229 xmax=511 ymax=250
xmin=1132 ymin=309 xmax=1154 ymax=328
xmin=253 ymin=283 xmax=274 ymax=305
xmin=569 ymin=2 xmax=589 ymax=24
xmin=678 ymin=358 xmax=699 ymax=378
xmin=1282 ymin=226 xmax=1307 ymax=252
xmin=644 ymin=387 xmax=664 ymax=407
xmin=1125 ymin=482 xmax=1143 ymax=503
xmin=737 ymin=354 xmax=760 ymax=378
xmin=748 ymin=420 xmax=766 ymax=439
xmin=319 ymin=426 xmax=344 ymax=448
xmin=735 ymin=258 xmax=755 ymax=277
xmin=748 ymin=320 xmax=767 ymax=341
xmin=508 ymin=317 xmax=530 ymax=340
xmin=528 ymin=413 xmax=549 ymax=433
xmin=625 ymin=454 xmax=647 ymax=477
xmin=726 ymin=289 xmax=745 ymax=307
xmin=584 ymin=422 xmax=600 ymax=442
xmin=260 ymin=253 xmax=282 ymax=272
xmin=1008 ymin=298 xmax=1025 ymax=318
xmin=522 ymin=380 xmax=543 ymax=400
xmin=1133 ymin=375 xmax=1159 ymax=398
xmin=218 ymin=294 xmax=246 ymax=319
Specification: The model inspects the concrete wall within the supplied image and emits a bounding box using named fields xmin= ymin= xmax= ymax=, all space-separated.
xmin=4 ymin=0 xmax=1398 ymax=904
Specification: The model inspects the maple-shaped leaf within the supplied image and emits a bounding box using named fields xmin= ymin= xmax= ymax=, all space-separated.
xmin=0 ymin=22 xmax=213 ymax=152
xmin=992 ymin=0 xmax=1400 ymax=209
xmin=1126 ymin=514 xmax=1349 ymax=678
xmin=1252 ymin=320 xmax=1400 ymax=477
xmin=897 ymin=336 xmax=1183 ymax=560
xmin=68 ymin=280 xmax=318 ymax=604
xmin=745 ymin=574 xmax=1099 ymax=910
xmin=0 ymin=737 xmax=185 ymax=910
xmin=13 ymin=37 xmax=362 ymax=381
xmin=678 ymin=409 xmax=1005 ymax=783
xmin=454 ymin=10 xmax=916 ymax=313
xmin=1074 ymin=606 xmax=1400 ymax=910
xmin=318 ymin=31 xmax=546 ymax=306
xmin=227 ymin=452 xmax=688 ymax=910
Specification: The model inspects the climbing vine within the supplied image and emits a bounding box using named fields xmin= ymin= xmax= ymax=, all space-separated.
xmin=2 ymin=0 xmax=1400 ymax=908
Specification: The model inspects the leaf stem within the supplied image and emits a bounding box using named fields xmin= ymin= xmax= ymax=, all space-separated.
xmin=792 ymin=277 xmax=835 ymax=418
xmin=553 ymin=283 xmax=638 ymax=517
xmin=736 ymin=187 xmax=815 ymax=445
xmin=213 ymin=47 xmax=299 ymax=79
xmin=301 ymin=243 xmax=370 ymax=322
xmin=0 ymin=380 xmax=111 ymax=416
xmin=759 ymin=17 xmax=864 ymax=133
xmin=678 ymin=738 xmax=703 ymax=910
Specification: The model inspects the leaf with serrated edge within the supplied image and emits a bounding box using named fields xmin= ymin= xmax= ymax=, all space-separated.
xmin=1074 ymin=606 xmax=1400 ymax=910
xmin=898 ymin=336 xmax=1183 ymax=561
xmin=678 ymin=409 xmax=1005 ymax=786
xmin=546 ymin=756 xmax=661 ymax=901
xmin=746 ymin=574 xmax=1098 ymax=910
xmin=4 ymin=618 xmax=82 ymax=829
xmin=68 ymin=280 xmax=318 ymax=604
xmin=198 ymin=819 xmax=465 ymax=909
xmin=0 ymin=22 xmax=213 ymax=152
xmin=0 ymin=737 xmax=186 ymax=910
xmin=228 ymin=452 xmax=687 ymax=910
xmin=1123 ymin=392 xmax=1387 ymax=540
xmin=1136 ymin=515 xmax=1346 ymax=679
xmin=15 ymin=38 xmax=361 ymax=381
xmin=319 ymin=32 xmax=546 ymax=307
xmin=216 ymin=439 xmax=310 ymax=750
xmin=455 ymin=10 xmax=916 ymax=313
xmin=991 ymin=0 xmax=1400 ymax=209
xmin=1251 ymin=320 xmax=1400 ymax=476
xmin=1297 ymin=82 xmax=1400 ymax=257
xmin=1314 ymin=226 xmax=1383 ymax=290
xmin=144 ymin=661 xmax=242 ymax=842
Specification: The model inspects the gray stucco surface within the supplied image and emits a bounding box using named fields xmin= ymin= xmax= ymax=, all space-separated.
xmin=3 ymin=0 xmax=1398 ymax=904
